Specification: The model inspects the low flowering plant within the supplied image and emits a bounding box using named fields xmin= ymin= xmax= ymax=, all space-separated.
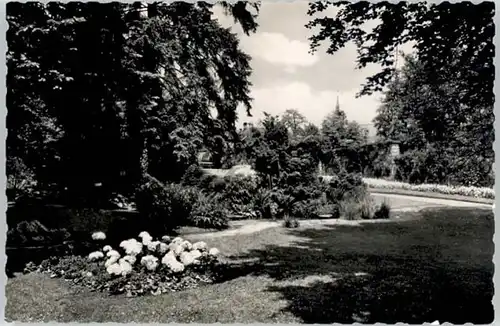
xmin=320 ymin=176 xmax=494 ymax=199
xmin=23 ymin=231 xmax=225 ymax=297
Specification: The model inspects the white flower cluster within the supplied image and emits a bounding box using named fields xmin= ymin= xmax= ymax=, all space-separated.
xmin=87 ymin=231 xmax=219 ymax=277
xmin=360 ymin=178 xmax=494 ymax=199
xmin=91 ymin=231 xmax=106 ymax=241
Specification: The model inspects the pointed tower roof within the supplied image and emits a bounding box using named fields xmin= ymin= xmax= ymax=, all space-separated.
xmin=335 ymin=95 xmax=340 ymax=111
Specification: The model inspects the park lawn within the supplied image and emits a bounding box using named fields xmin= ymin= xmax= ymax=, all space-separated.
xmin=5 ymin=207 xmax=494 ymax=324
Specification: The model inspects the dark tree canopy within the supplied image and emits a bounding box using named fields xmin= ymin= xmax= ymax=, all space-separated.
xmin=321 ymin=105 xmax=368 ymax=174
xmin=373 ymin=55 xmax=494 ymax=186
xmin=7 ymin=1 xmax=260 ymax=201
xmin=307 ymin=1 xmax=494 ymax=109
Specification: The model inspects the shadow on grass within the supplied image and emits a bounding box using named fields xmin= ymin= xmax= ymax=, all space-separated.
xmin=216 ymin=207 xmax=494 ymax=324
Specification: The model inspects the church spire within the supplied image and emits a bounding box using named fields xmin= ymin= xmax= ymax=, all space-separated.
xmin=335 ymin=94 xmax=340 ymax=111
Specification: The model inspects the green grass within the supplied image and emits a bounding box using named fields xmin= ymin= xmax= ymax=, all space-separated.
xmin=6 ymin=207 xmax=494 ymax=323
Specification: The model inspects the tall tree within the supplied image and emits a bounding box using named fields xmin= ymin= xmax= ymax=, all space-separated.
xmin=249 ymin=113 xmax=322 ymax=219
xmin=321 ymin=102 xmax=368 ymax=173
xmin=7 ymin=2 xmax=260 ymax=200
xmin=281 ymin=108 xmax=308 ymax=136
xmin=306 ymin=1 xmax=494 ymax=110
xmin=374 ymin=55 xmax=494 ymax=186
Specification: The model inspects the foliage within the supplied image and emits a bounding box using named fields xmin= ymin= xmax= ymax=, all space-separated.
xmin=321 ymin=171 xmax=372 ymax=220
xmin=7 ymin=2 xmax=259 ymax=201
xmin=135 ymin=175 xmax=199 ymax=234
xmin=307 ymin=2 xmax=493 ymax=187
xmin=339 ymin=195 xmax=374 ymax=221
xmin=307 ymin=1 xmax=494 ymax=111
xmin=246 ymin=113 xmax=326 ymax=219
xmin=252 ymin=188 xmax=277 ymax=219
xmin=374 ymin=200 xmax=391 ymax=220
xmin=324 ymin=171 xmax=367 ymax=203
xmin=7 ymin=220 xmax=71 ymax=247
xmin=290 ymin=199 xmax=320 ymax=220
xmin=282 ymin=217 xmax=300 ymax=229
xmin=23 ymin=235 xmax=223 ymax=297
xmin=218 ymin=175 xmax=258 ymax=214
xmin=236 ymin=111 xmax=372 ymax=220
xmin=358 ymin=143 xmax=392 ymax=178
xmin=281 ymin=109 xmax=308 ymax=138
xmin=189 ymin=194 xmax=229 ymax=230
xmin=393 ymin=147 xmax=447 ymax=185
xmin=373 ymin=55 xmax=493 ymax=187
xmin=6 ymin=156 xmax=37 ymax=202
xmin=321 ymin=105 xmax=368 ymax=174
xmin=181 ymin=164 xmax=206 ymax=187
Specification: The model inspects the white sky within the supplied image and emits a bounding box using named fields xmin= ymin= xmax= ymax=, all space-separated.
xmin=212 ymin=2 xmax=413 ymax=129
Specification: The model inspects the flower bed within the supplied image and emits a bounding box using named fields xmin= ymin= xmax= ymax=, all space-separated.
xmin=23 ymin=231 xmax=224 ymax=297
xmin=362 ymin=178 xmax=495 ymax=199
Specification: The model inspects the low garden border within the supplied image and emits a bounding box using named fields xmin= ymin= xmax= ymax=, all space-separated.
xmin=368 ymin=188 xmax=494 ymax=205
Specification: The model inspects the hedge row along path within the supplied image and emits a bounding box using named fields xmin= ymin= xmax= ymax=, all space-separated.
xmin=186 ymin=193 xmax=493 ymax=241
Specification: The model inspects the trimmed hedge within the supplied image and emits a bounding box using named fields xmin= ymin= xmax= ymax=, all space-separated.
xmin=363 ymin=178 xmax=494 ymax=199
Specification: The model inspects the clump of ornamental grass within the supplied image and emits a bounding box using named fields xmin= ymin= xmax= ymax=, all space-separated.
xmin=282 ymin=217 xmax=300 ymax=228
xmin=373 ymin=200 xmax=391 ymax=219
xmin=23 ymin=231 xmax=225 ymax=297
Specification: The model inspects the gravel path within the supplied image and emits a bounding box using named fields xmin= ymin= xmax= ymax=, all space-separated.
xmin=187 ymin=193 xmax=493 ymax=240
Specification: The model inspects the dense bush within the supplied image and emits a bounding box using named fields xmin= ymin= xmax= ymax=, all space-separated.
xmin=282 ymin=217 xmax=300 ymax=228
xmin=6 ymin=156 xmax=37 ymax=202
xmin=217 ymin=175 xmax=258 ymax=215
xmin=181 ymin=164 xmax=206 ymax=186
xmin=252 ymin=188 xmax=277 ymax=219
xmin=364 ymin=178 xmax=494 ymax=199
xmin=373 ymin=200 xmax=391 ymax=219
xmin=394 ymin=148 xmax=449 ymax=185
xmin=135 ymin=175 xmax=199 ymax=235
xmin=392 ymin=146 xmax=494 ymax=188
xmin=316 ymin=202 xmax=340 ymax=218
xmin=290 ymin=199 xmax=321 ymax=219
xmin=7 ymin=220 xmax=71 ymax=247
xmin=189 ymin=194 xmax=229 ymax=230
xmin=324 ymin=171 xmax=367 ymax=203
xmin=339 ymin=195 xmax=374 ymax=220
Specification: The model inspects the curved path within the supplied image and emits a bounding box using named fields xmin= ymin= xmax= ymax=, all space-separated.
xmin=186 ymin=193 xmax=493 ymax=240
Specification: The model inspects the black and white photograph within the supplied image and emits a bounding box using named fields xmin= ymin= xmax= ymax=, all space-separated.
xmin=4 ymin=0 xmax=495 ymax=323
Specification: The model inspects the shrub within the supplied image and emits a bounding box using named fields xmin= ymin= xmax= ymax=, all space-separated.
xmin=218 ymin=175 xmax=258 ymax=215
xmin=339 ymin=200 xmax=358 ymax=220
xmin=373 ymin=200 xmax=391 ymax=219
xmin=359 ymin=196 xmax=374 ymax=219
xmin=24 ymin=233 xmax=223 ymax=297
xmin=252 ymin=188 xmax=276 ymax=219
xmin=135 ymin=176 xmax=199 ymax=234
xmin=290 ymin=200 xmax=320 ymax=219
xmin=6 ymin=156 xmax=37 ymax=202
xmin=7 ymin=220 xmax=71 ymax=247
xmin=339 ymin=195 xmax=374 ymax=220
xmin=315 ymin=202 xmax=340 ymax=218
xmin=192 ymin=173 xmax=215 ymax=190
xmin=325 ymin=171 xmax=367 ymax=203
xmin=189 ymin=195 xmax=229 ymax=230
xmin=203 ymin=176 xmax=227 ymax=192
xmin=180 ymin=164 xmax=206 ymax=186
